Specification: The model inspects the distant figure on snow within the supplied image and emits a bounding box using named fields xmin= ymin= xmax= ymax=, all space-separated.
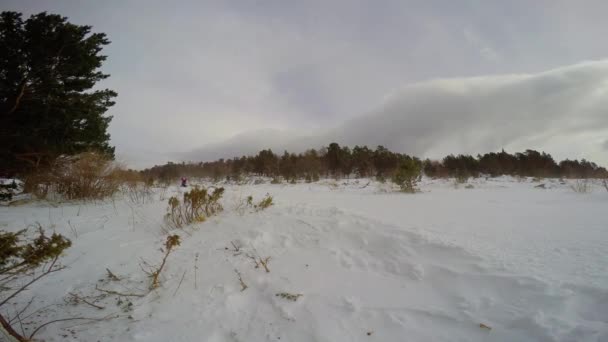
xmin=181 ymin=177 xmax=188 ymax=187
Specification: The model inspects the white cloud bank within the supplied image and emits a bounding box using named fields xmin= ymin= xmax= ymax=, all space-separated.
xmin=183 ymin=60 xmax=608 ymax=166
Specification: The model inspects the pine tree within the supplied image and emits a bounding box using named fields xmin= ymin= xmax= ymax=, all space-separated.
xmin=0 ymin=12 xmax=117 ymax=174
xmin=392 ymin=157 xmax=421 ymax=193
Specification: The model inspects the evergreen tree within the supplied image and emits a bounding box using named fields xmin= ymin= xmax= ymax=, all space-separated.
xmin=392 ymin=157 xmax=421 ymax=193
xmin=352 ymin=145 xmax=373 ymax=177
xmin=0 ymin=12 xmax=116 ymax=174
xmin=325 ymin=142 xmax=342 ymax=177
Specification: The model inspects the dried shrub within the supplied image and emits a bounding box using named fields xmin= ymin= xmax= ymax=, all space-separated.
xmin=118 ymin=171 xmax=153 ymax=204
xmin=570 ymin=179 xmax=591 ymax=193
xmin=124 ymin=181 xmax=153 ymax=204
xmin=275 ymin=292 xmax=302 ymax=302
xmin=149 ymin=235 xmax=181 ymax=289
xmin=165 ymin=186 xmax=224 ymax=229
xmin=234 ymin=195 xmax=253 ymax=215
xmin=24 ymin=152 xmax=122 ymax=201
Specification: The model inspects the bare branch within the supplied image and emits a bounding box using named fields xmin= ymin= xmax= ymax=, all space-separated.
xmin=95 ymin=285 xmax=145 ymax=298
xmin=234 ymin=269 xmax=248 ymax=292
xmin=68 ymin=292 xmax=105 ymax=310
xmin=29 ymin=315 xmax=116 ymax=340
xmin=0 ymin=256 xmax=63 ymax=307
xmin=259 ymin=257 xmax=271 ymax=273
xmin=0 ymin=312 xmax=27 ymax=342
xmin=173 ymin=271 xmax=187 ymax=297
xmin=105 ymin=268 xmax=120 ymax=281
xmin=8 ymin=296 xmax=35 ymax=325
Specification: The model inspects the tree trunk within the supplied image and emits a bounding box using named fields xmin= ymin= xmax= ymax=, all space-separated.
xmin=6 ymin=79 xmax=28 ymax=115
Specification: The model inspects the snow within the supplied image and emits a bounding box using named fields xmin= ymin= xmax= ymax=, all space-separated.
xmin=1 ymin=177 xmax=607 ymax=341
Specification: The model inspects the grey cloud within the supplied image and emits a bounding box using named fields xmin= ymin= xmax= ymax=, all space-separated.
xmin=183 ymin=61 xmax=608 ymax=165
xmin=4 ymin=1 xmax=608 ymax=168
xmin=331 ymin=61 xmax=608 ymax=156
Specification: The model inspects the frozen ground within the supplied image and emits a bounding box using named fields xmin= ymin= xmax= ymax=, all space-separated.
xmin=1 ymin=177 xmax=607 ymax=341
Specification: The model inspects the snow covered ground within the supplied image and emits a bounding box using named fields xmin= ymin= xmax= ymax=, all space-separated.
xmin=1 ymin=177 xmax=607 ymax=341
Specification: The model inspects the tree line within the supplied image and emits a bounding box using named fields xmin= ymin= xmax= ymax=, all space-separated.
xmin=142 ymin=143 xmax=608 ymax=182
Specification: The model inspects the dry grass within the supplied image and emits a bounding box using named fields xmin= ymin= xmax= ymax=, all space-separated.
xmin=119 ymin=171 xmax=154 ymax=204
xmin=24 ymin=152 xmax=123 ymax=201
xmin=570 ymin=179 xmax=592 ymax=193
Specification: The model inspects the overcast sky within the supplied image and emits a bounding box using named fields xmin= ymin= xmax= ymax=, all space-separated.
xmin=4 ymin=0 xmax=608 ymax=168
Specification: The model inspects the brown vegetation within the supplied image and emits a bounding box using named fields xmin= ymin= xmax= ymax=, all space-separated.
xmin=23 ymin=152 xmax=123 ymax=201
xmin=165 ymin=186 xmax=224 ymax=229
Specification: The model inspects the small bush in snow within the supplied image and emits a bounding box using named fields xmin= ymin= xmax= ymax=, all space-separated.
xmin=165 ymin=186 xmax=224 ymax=228
xmin=254 ymin=194 xmax=274 ymax=211
xmin=455 ymin=172 xmax=469 ymax=185
xmin=0 ymin=180 xmax=18 ymax=201
xmin=235 ymin=194 xmax=273 ymax=215
xmin=392 ymin=159 xmax=421 ymax=193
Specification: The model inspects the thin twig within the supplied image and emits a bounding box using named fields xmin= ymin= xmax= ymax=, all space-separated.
xmin=0 ymin=313 xmax=26 ymax=342
xmin=106 ymin=268 xmax=120 ymax=281
xmin=17 ymin=303 xmax=61 ymax=322
xmin=234 ymin=269 xmax=248 ymax=292
xmin=29 ymin=315 xmax=116 ymax=340
xmin=138 ymin=258 xmax=154 ymax=276
xmin=247 ymin=254 xmax=260 ymax=269
xmin=259 ymin=257 xmax=271 ymax=273
xmin=173 ymin=271 xmax=187 ymax=297
xmin=8 ymin=296 xmax=36 ymax=324
xmin=230 ymin=241 xmax=240 ymax=252
xmin=95 ymin=285 xmax=145 ymax=297
xmin=194 ymin=253 xmax=199 ymax=290
xmin=67 ymin=220 xmax=78 ymax=238
xmin=0 ymin=256 xmax=63 ymax=307
xmin=68 ymin=292 xmax=105 ymax=310
xmin=13 ymin=306 xmax=25 ymax=338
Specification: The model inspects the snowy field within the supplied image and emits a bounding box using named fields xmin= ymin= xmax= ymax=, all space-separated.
xmin=1 ymin=177 xmax=607 ymax=342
